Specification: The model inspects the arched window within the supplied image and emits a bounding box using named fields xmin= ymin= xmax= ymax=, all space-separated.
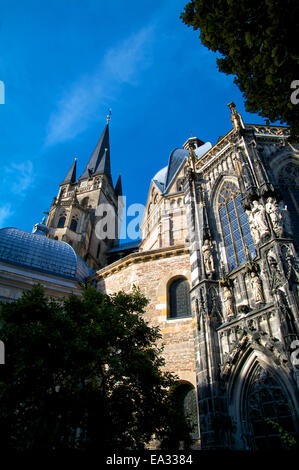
xmin=94 ymin=178 xmax=100 ymax=189
xmin=168 ymin=277 xmax=191 ymax=319
xmin=70 ymin=217 xmax=78 ymax=232
xmin=57 ymin=216 xmax=66 ymax=228
xmin=177 ymin=178 xmax=184 ymax=192
xmin=81 ymin=197 xmax=89 ymax=208
xmin=218 ymin=181 xmax=255 ymax=270
xmin=170 ymin=383 xmax=199 ymax=441
xmin=246 ymin=365 xmax=297 ymax=450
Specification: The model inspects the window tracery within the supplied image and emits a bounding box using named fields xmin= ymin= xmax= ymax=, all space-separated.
xmin=218 ymin=181 xmax=255 ymax=270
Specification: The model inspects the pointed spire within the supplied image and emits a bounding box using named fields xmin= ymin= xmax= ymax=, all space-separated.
xmin=60 ymin=158 xmax=77 ymax=185
xmin=94 ymin=146 xmax=112 ymax=183
xmin=114 ymin=174 xmax=122 ymax=197
xmin=227 ymin=101 xmax=245 ymax=131
xmin=79 ymin=124 xmax=111 ymax=181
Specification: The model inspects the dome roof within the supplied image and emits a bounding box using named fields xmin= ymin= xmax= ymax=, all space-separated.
xmin=152 ymin=149 xmax=189 ymax=194
xmin=0 ymin=227 xmax=90 ymax=282
xmin=152 ymin=142 xmax=212 ymax=194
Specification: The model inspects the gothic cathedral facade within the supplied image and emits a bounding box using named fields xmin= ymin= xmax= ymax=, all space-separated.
xmin=47 ymin=103 xmax=299 ymax=450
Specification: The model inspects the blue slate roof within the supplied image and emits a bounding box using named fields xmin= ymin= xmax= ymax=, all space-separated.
xmin=164 ymin=148 xmax=189 ymax=190
xmin=0 ymin=227 xmax=90 ymax=282
xmin=152 ymin=142 xmax=212 ymax=194
xmin=61 ymin=158 xmax=77 ymax=185
xmin=79 ymin=124 xmax=113 ymax=186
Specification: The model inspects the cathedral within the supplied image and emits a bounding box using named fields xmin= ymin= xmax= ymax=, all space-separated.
xmin=0 ymin=102 xmax=299 ymax=450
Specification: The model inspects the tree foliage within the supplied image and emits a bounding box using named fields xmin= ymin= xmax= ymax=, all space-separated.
xmin=181 ymin=0 xmax=299 ymax=139
xmin=0 ymin=285 xmax=188 ymax=451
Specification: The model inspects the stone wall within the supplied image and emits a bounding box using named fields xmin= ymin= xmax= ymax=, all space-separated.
xmin=96 ymin=247 xmax=197 ymax=387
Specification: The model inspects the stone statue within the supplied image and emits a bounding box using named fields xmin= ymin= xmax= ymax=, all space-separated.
xmin=265 ymin=197 xmax=283 ymax=237
xmin=251 ymin=200 xmax=270 ymax=239
xmin=202 ymin=239 xmax=215 ymax=276
xmin=250 ymin=271 xmax=264 ymax=304
xmin=246 ymin=209 xmax=260 ymax=244
xmin=278 ymin=201 xmax=293 ymax=236
xmin=267 ymin=248 xmax=277 ymax=267
xmin=223 ymin=286 xmax=234 ymax=320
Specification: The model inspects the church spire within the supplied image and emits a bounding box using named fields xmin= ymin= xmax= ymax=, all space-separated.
xmin=60 ymin=158 xmax=77 ymax=185
xmin=79 ymin=123 xmax=111 ymax=183
xmin=114 ymin=174 xmax=122 ymax=197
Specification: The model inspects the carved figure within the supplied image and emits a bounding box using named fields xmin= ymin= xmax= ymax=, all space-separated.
xmin=250 ymin=271 xmax=264 ymax=304
xmin=246 ymin=209 xmax=260 ymax=244
xmin=202 ymin=239 xmax=215 ymax=276
xmin=251 ymin=200 xmax=269 ymax=239
xmin=278 ymin=201 xmax=293 ymax=235
xmin=223 ymin=286 xmax=234 ymax=319
xmin=265 ymin=197 xmax=283 ymax=237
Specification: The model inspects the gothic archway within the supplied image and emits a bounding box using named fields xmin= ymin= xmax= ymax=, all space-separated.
xmin=244 ymin=364 xmax=297 ymax=450
xmin=228 ymin=349 xmax=299 ymax=450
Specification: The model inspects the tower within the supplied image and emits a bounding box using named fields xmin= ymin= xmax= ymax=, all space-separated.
xmin=46 ymin=121 xmax=122 ymax=270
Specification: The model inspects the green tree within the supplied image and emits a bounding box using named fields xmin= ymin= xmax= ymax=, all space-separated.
xmin=0 ymin=284 xmax=187 ymax=451
xmin=181 ymin=0 xmax=299 ymax=139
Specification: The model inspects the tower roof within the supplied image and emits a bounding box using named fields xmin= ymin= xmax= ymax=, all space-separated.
xmin=60 ymin=158 xmax=77 ymax=185
xmin=79 ymin=124 xmax=112 ymax=186
xmin=114 ymin=174 xmax=122 ymax=197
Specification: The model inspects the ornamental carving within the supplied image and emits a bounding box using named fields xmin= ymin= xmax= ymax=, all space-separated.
xmin=250 ymin=200 xmax=270 ymax=240
xmin=220 ymin=328 xmax=288 ymax=380
xmin=202 ymin=239 xmax=215 ymax=278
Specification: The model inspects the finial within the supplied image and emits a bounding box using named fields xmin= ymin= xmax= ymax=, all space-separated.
xmin=106 ymin=108 xmax=112 ymax=124
xmin=227 ymin=101 xmax=244 ymax=131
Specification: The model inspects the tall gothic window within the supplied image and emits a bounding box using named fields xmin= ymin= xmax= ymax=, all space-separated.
xmin=278 ymin=163 xmax=299 ymax=246
xmin=168 ymin=277 xmax=191 ymax=319
xmin=70 ymin=217 xmax=78 ymax=232
xmin=218 ymin=181 xmax=255 ymax=270
xmin=57 ymin=216 xmax=66 ymax=228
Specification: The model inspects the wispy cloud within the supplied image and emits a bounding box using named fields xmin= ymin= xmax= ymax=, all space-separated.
xmin=5 ymin=160 xmax=34 ymax=193
xmin=45 ymin=25 xmax=155 ymax=146
xmin=0 ymin=203 xmax=13 ymax=228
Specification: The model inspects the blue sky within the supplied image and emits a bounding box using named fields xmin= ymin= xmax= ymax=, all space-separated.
xmin=0 ymin=0 xmax=269 ymax=236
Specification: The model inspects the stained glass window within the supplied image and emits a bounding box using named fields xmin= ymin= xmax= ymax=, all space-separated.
xmin=218 ymin=182 xmax=255 ymax=270
xmin=168 ymin=278 xmax=191 ymax=319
